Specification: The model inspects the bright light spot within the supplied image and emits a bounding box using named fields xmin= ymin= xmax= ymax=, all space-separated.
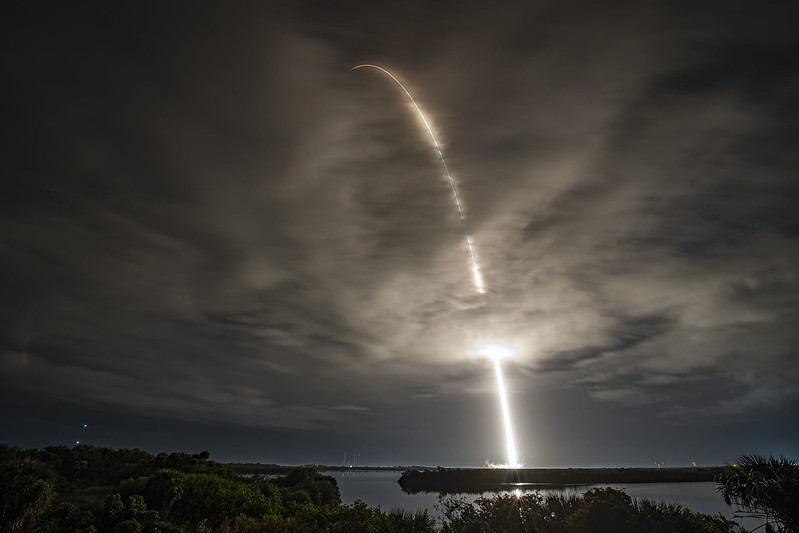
xmin=475 ymin=342 xmax=518 ymax=363
xmin=83 ymin=424 xmax=88 ymax=428
xmin=473 ymin=343 xmax=521 ymax=468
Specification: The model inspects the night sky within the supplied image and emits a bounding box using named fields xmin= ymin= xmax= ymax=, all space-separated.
xmin=2 ymin=1 xmax=798 ymax=467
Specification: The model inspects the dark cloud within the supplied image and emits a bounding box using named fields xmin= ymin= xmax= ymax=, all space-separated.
xmin=1 ymin=0 xmax=798 ymax=466
xmin=537 ymin=313 xmax=675 ymax=373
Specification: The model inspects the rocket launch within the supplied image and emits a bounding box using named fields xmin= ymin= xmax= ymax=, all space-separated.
xmin=352 ymin=64 xmax=485 ymax=296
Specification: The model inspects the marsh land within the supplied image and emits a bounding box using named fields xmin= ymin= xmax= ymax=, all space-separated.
xmin=1 ymin=445 xmax=761 ymax=532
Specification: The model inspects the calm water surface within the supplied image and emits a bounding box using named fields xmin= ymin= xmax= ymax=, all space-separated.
xmin=324 ymin=470 xmax=760 ymax=530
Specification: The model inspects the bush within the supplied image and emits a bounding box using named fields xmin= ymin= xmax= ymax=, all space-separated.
xmin=439 ymin=487 xmax=744 ymax=533
xmin=372 ymin=508 xmax=436 ymax=533
xmin=142 ymin=471 xmax=276 ymax=529
xmin=568 ymin=488 xmax=636 ymax=532
xmin=440 ymin=492 xmax=549 ymax=533
xmin=278 ymin=468 xmax=341 ymax=507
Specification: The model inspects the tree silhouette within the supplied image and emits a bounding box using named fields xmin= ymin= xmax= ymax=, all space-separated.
xmin=715 ymin=454 xmax=799 ymax=532
xmin=0 ymin=457 xmax=56 ymax=532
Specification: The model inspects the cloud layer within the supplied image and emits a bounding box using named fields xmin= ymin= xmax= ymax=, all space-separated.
xmin=2 ymin=1 xmax=797 ymax=465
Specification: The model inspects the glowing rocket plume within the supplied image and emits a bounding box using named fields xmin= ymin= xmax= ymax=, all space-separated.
xmin=352 ymin=64 xmax=485 ymax=296
xmin=491 ymin=358 xmax=519 ymax=467
xmin=475 ymin=343 xmax=520 ymax=467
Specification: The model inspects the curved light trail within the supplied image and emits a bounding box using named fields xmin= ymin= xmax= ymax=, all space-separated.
xmin=352 ymin=64 xmax=485 ymax=296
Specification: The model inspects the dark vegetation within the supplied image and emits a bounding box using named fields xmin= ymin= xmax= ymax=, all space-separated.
xmin=398 ymin=466 xmax=725 ymax=494
xmin=715 ymin=454 xmax=799 ymax=532
xmin=226 ymin=464 xmax=419 ymax=477
xmin=2 ymin=444 xmax=786 ymax=532
xmin=438 ymin=488 xmax=743 ymax=533
xmin=1 ymin=444 xmax=434 ymax=532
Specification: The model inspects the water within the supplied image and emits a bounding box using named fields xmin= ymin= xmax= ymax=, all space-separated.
xmin=329 ymin=470 xmax=442 ymax=514
xmin=324 ymin=470 xmax=761 ymax=530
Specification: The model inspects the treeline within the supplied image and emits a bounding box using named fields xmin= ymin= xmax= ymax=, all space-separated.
xmin=2 ymin=445 xmax=231 ymax=489
xmin=0 ymin=444 xmax=434 ymax=532
xmin=1 ymin=444 xmax=747 ymax=532
xmin=226 ymin=464 xmax=425 ymax=476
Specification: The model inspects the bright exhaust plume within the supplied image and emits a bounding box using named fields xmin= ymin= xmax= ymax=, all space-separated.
xmin=474 ymin=343 xmax=521 ymax=468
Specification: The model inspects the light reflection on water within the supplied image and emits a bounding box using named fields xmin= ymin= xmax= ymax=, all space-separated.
xmin=323 ymin=470 xmax=760 ymax=530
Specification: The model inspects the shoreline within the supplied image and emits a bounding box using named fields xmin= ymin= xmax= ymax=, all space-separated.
xmin=225 ymin=463 xmax=727 ymax=495
xmin=397 ymin=466 xmax=725 ymax=494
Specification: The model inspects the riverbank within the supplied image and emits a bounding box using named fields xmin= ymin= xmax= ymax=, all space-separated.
xmin=226 ymin=463 xmax=428 ymax=476
xmin=398 ymin=466 xmax=725 ymax=494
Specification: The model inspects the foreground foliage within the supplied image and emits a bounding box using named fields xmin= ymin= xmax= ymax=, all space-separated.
xmin=438 ymin=488 xmax=743 ymax=533
xmin=0 ymin=444 xmax=434 ymax=532
xmin=0 ymin=444 xmax=751 ymax=532
xmin=715 ymin=454 xmax=799 ymax=532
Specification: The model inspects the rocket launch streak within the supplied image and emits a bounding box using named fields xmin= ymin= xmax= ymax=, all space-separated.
xmin=352 ymin=64 xmax=485 ymax=296
xmin=354 ymin=66 xmax=524 ymax=467
xmin=474 ymin=343 xmax=520 ymax=468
